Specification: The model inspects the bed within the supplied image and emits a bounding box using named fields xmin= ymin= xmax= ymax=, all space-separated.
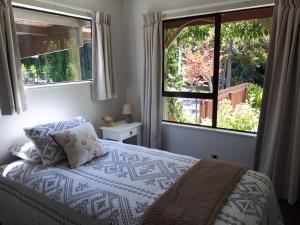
xmin=0 ymin=140 xmax=283 ymax=225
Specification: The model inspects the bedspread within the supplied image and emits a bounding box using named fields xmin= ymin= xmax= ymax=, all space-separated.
xmin=0 ymin=140 xmax=283 ymax=225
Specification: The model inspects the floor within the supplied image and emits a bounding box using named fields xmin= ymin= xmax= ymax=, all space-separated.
xmin=279 ymin=201 xmax=300 ymax=225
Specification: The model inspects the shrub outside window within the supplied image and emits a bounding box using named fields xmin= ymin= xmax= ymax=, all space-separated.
xmin=162 ymin=7 xmax=273 ymax=133
xmin=13 ymin=7 xmax=92 ymax=86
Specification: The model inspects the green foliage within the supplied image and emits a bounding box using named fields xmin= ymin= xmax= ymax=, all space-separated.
xmin=221 ymin=20 xmax=270 ymax=43
xmin=166 ymin=43 xmax=179 ymax=75
xmin=203 ymin=83 xmax=263 ymax=132
xmin=164 ymin=43 xmax=184 ymax=91
xmin=247 ymin=83 xmax=263 ymax=109
xmin=44 ymin=50 xmax=73 ymax=82
xmin=176 ymin=25 xmax=213 ymax=47
xmin=222 ymin=20 xmax=270 ymax=87
xmin=166 ymin=98 xmax=188 ymax=123
xmin=80 ymin=42 xmax=92 ymax=80
xmin=164 ymin=43 xmax=186 ymax=120
xmin=202 ymin=99 xmax=260 ymax=132
xmin=22 ymin=64 xmax=30 ymax=83
xmin=21 ymin=50 xmax=73 ymax=84
xmin=229 ymin=102 xmax=260 ymax=132
xmin=165 ymin=73 xmax=185 ymax=91
xmin=21 ymin=43 xmax=92 ymax=85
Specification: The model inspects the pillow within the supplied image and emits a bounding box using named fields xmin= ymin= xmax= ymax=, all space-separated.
xmin=24 ymin=116 xmax=88 ymax=166
xmin=51 ymin=122 xmax=107 ymax=169
xmin=9 ymin=141 xmax=42 ymax=163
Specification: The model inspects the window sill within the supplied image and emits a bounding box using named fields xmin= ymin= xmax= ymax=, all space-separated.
xmin=162 ymin=121 xmax=257 ymax=138
xmin=25 ymin=80 xmax=92 ymax=90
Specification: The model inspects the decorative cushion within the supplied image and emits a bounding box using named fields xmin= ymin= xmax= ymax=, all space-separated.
xmin=9 ymin=141 xmax=42 ymax=163
xmin=51 ymin=122 xmax=107 ymax=169
xmin=24 ymin=117 xmax=88 ymax=166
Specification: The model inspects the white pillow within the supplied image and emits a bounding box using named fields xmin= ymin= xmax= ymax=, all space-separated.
xmin=51 ymin=122 xmax=107 ymax=168
xmin=9 ymin=141 xmax=42 ymax=163
xmin=24 ymin=116 xmax=88 ymax=166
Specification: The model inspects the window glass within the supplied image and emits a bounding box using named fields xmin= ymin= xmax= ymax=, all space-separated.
xmin=217 ymin=8 xmax=272 ymax=132
xmin=14 ymin=7 xmax=92 ymax=85
xmin=164 ymin=17 xmax=215 ymax=93
xmin=162 ymin=7 xmax=273 ymax=133
xmin=163 ymin=97 xmax=213 ymax=126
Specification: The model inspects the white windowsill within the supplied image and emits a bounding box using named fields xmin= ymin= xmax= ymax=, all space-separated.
xmin=25 ymin=80 xmax=92 ymax=90
xmin=162 ymin=121 xmax=257 ymax=138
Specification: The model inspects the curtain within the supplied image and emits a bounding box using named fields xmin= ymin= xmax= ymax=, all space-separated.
xmin=0 ymin=0 xmax=26 ymax=115
xmin=142 ymin=12 xmax=162 ymax=149
xmin=255 ymin=0 xmax=300 ymax=205
xmin=92 ymin=11 xmax=116 ymax=101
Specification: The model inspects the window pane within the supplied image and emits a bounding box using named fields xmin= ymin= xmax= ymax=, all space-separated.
xmin=217 ymin=7 xmax=273 ymax=132
xmin=14 ymin=7 xmax=92 ymax=85
xmin=164 ymin=16 xmax=215 ymax=93
xmin=163 ymin=97 xmax=213 ymax=126
xmin=79 ymin=29 xmax=92 ymax=80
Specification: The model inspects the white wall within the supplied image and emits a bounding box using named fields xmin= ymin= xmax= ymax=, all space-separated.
xmin=123 ymin=0 xmax=273 ymax=168
xmin=0 ymin=0 xmax=127 ymax=164
xmin=162 ymin=123 xmax=257 ymax=168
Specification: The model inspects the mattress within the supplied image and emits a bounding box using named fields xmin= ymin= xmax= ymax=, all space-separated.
xmin=0 ymin=140 xmax=283 ymax=225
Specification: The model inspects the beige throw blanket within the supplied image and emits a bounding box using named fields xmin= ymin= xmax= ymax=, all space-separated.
xmin=140 ymin=158 xmax=248 ymax=225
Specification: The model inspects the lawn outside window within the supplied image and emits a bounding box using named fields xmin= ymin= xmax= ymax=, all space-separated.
xmin=13 ymin=6 xmax=92 ymax=86
xmin=162 ymin=7 xmax=273 ymax=133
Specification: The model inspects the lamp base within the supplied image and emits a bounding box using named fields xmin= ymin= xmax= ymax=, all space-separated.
xmin=125 ymin=115 xmax=133 ymax=123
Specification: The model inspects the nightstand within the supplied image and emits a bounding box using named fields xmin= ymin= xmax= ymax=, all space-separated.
xmin=100 ymin=121 xmax=142 ymax=145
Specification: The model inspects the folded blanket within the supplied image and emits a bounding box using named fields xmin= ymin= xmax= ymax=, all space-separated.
xmin=139 ymin=158 xmax=248 ymax=225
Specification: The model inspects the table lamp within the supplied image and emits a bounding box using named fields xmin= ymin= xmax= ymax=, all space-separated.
xmin=122 ymin=104 xmax=133 ymax=123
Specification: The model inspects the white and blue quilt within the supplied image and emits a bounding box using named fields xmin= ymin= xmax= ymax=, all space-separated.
xmin=0 ymin=140 xmax=283 ymax=225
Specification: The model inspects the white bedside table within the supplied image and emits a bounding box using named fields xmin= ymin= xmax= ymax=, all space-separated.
xmin=100 ymin=121 xmax=142 ymax=145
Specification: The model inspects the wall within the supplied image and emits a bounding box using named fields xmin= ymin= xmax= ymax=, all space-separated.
xmin=0 ymin=0 xmax=127 ymax=164
xmin=162 ymin=123 xmax=257 ymax=168
xmin=123 ymin=0 xmax=273 ymax=168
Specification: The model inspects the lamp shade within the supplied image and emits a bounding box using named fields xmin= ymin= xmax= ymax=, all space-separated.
xmin=122 ymin=104 xmax=133 ymax=115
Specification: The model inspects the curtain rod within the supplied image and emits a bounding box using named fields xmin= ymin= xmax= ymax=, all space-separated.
xmin=162 ymin=0 xmax=274 ymax=19
xmin=12 ymin=1 xmax=92 ymax=20
xmin=35 ymin=0 xmax=92 ymax=13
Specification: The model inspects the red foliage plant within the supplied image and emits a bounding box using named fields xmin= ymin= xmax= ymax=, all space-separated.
xmin=182 ymin=42 xmax=214 ymax=88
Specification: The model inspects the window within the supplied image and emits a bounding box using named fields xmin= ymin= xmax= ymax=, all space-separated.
xmin=13 ymin=7 xmax=92 ymax=86
xmin=163 ymin=7 xmax=273 ymax=133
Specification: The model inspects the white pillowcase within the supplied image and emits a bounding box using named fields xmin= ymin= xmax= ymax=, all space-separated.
xmin=9 ymin=141 xmax=42 ymax=163
xmin=51 ymin=122 xmax=107 ymax=169
xmin=24 ymin=116 xmax=88 ymax=166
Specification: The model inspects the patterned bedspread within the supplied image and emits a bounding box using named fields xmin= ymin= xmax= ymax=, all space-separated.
xmin=0 ymin=140 xmax=283 ymax=225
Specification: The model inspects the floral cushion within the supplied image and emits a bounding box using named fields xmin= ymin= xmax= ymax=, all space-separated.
xmin=9 ymin=141 xmax=42 ymax=163
xmin=24 ymin=117 xmax=88 ymax=166
xmin=51 ymin=122 xmax=107 ymax=169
